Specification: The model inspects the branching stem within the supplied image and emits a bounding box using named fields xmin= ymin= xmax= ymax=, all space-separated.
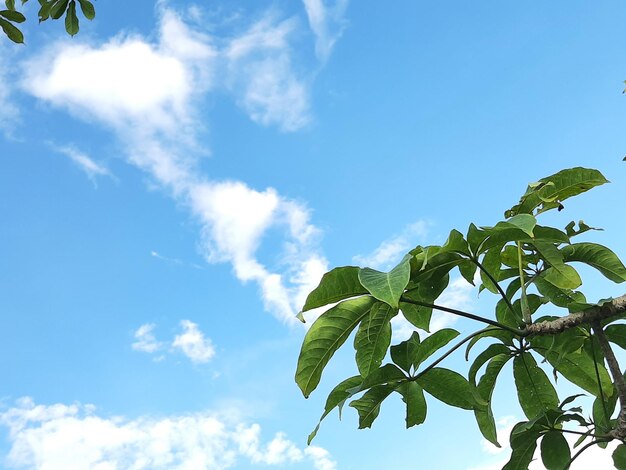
xmin=472 ymin=257 xmax=516 ymax=314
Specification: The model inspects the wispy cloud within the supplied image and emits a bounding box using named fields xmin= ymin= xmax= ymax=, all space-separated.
xmin=131 ymin=323 xmax=163 ymax=354
xmin=0 ymin=397 xmax=337 ymax=470
xmin=172 ymin=320 xmax=216 ymax=364
xmin=21 ymin=7 xmax=334 ymax=324
xmin=53 ymin=144 xmax=114 ymax=184
xmin=302 ymin=0 xmax=349 ymax=62
xmin=354 ymin=220 xmax=429 ymax=270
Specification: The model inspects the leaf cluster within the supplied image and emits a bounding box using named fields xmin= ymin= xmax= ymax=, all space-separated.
xmin=295 ymin=167 xmax=626 ymax=469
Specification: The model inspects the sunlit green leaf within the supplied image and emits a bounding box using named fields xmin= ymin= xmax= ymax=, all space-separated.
xmin=359 ymin=254 xmax=411 ymax=308
xmin=354 ymin=302 xmax=397 ymax=377
xmin=561 ymin=242 xmax=626 ymax=283
xmin=413 ymin=328 xmax=460 ymax=369
xmin=533 ymin=241 xmax=582 ymax=289
xmin=296 ymin=296 xmax=376 ymax=398
xmin=397 ymin=381 xmax=427 ymax=428
xmin=417 ymin=367 xmax=476 ymax=410
xmin=301 ymin=266 xmax=369 ymax=313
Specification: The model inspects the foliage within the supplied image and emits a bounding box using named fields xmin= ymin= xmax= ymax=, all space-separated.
xmin=296 ymin=167 xmax=626 ymax=468
xmin=0 ymin=0 xmax=95 ymax=43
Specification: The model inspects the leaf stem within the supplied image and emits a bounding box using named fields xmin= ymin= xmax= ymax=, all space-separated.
xmin=412 ymin=330 xmax=493 ymax=381
xmin=472 ymin=256 xmax=516 ymax=314
xmin=517 ymin=242 xmax=531 ymax=324
xmin=399 ymin=296 xmax=525 ymax=336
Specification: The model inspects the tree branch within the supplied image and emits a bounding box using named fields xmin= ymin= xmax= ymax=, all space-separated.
xmin=523 ymin=294 xmax=626 ymax=336
xmin=592 ymin=320 xmax=626 ymax=440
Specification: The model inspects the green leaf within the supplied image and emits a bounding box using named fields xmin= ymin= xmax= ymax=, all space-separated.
xmin=413 ymin=328 xmax=460 ymax=369
xmin=349 ymin=384 xmax=396 ymax=429
xmin=5 ymin=0 xmax=14 ymax=10
xmin=77 ymin=0 xmax=93 ymax=19
xmin=593 ymin=390 xmax=618 ymax=434
xmin=301 ymin=266 xmax=369 ymax=313
xmin=565 ymin=220 xmax=602 ymax=238
xmin=465 ymin=327 xmax=514 ymax=359
xmin=38 ymin=0 xmax=53 ymax=21
xmin=474 ymin=353 xmax=512 ymax=446
xmin=605 ymin=324 xmax=626 ymax=350
xmin=307 ymin=375 xmax=362 ymax=444
xmin=50 ymin=0 xmax=68 ymax=19
xmin=513 ymin=353 xmax=559 ymax=419
xmin=561 ymin=242 xmax=626 ymax=283
xmin=354 ymin=302 xmax=397 ymax=377
xmin=390 ymin=332 xmax=420 ymax=374
xmin=533 ymin=225 xmax=570 ymax=244
xmin=502 ymin=422 xmax=540 ymax=470
xmin=540 ymin=431 xmax=571 ymax=470
xmin=443 ymin=229 xmax=470 ymax=255
xmin=65 ymin=0 xmax=79 ymax=36
xmin=296 ymin=296 xmax=376 ymax=398
xmin=0 ymin=16 xmax=22 ymax=42
xmin=468 ymin=343 xmax=510 ymax=384
xmin=613 ymin=444 xmax=626 ymax=470
xmin=359 ymin=254 xmax=411 ymax=308
xmin=361 ymin=363 xmax=407 ymax=389
xmin=534 ymin=273 xmax=585 ymax=308
xmin=501 ymin=214 xmax=537 ymax=237
xmin=0 ymin=9 xmax=25 ymax=22
xmin=479 ymin=244 xmax=504 ymax=294
xmin=400 ymin=272 xmax=449 ymax=331
xmin=416 ymin=367 xmax=476 ymax=410
xmin=506 ymin=167 xmax=609 ymax=217
xmin=458 ymin=259 xmax=477 ymax=285
xmin=533 ymin=241 xmax=582 ymax=289
xmin=397 ymin=381 xmax=427 ymax=427
xmin=467 ymin=223 xmax=489 ymax=255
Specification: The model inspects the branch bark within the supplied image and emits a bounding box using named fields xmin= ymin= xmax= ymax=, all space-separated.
xmin=523 ymin=294 xmax=626 ymax=336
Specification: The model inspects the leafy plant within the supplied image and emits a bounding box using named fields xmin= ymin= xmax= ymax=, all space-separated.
xmin=1 ymin=0 xmax=95 ymax=43
xmin=296 ymin=167 xmax=626 ymax=468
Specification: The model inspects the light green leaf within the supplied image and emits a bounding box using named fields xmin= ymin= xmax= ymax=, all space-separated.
xmin=540 ymin=431 xmax=571 ymax=470
xmin=513 ymin=353 xmax=559 ymax=419
xmin=301 ymin=266 xmax=369 ymax=313
xmin=506 ymin=167 xmax=609 ymax=217
xmin=296 ymin=296 xmax=376 ymax=398
xmin=417 ymin=367 xmax=476 ymax=410
xmin=613 ymin=444 xmax=626 ymax=470
xmin=349 ymin=384 xmax=396 ymax=429
xmin=354 ymin=302 xmax=397 ymax=377
xmin=467 ymin=223 xmax=489 ymax=255
xmin=443 ymin=229 xmax=470 ymax=255
xmin=397 ymin=381 xmax=427 ymax=428
xmin=561 ymin=242 xmax=626 ymax=283
xmin=534 ymin=273 xmax=585 ymax=308
xmin=359 ymin=254 xmax=411 ymax=308
xmin=533 ymin=241 xmax=582 ymax=289
xmin=413 ymin=328 xmax=460 ymax=369
xmin=307 ymin=375 xmax=362 ymax=444
xmin=390 ymin=332 xmax=420 ymax=374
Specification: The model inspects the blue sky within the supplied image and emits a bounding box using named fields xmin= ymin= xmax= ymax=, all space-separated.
xmin=0 ymin=1 xmax=625 ymax=468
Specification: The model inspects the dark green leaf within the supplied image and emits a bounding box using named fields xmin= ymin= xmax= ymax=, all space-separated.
xmin=593 ymin=390 xmax=618 ymax=434
xmin=417 ymin=367 xmax=476 ymax=410
xmin=413 ymin=328 xmax=460 ymax=369
xmin=296 ymin=296 xmax=376 ymax=398
xmin=468 ymin=343 xmax=510 ymax=384
xmin=361 ymin=363 xmax=407 ymax=389
xmin=565 ymin=220 xmax=602 ymax=238
xmin=77 ymin=0 xmax=93 ymax=19
xmin=0 ymin=16 xmax=22 ymax=42
xmin=605 ymin=324 xmax=626 ymax=350
xmin=443 ymin=229 xmax=470 ymax=255
xmin=458 ymin=259 xmax=477 ymax=285
xmin=397 ymin=381 xmax=427 ymax=427
xmin=533 ymin=225 xmax=570 ymax=244
xmin=467 ymin=223 xmax=489 ymax=255
xmin=65 ymin=0 xmax=78 ymax=36
xmin=613 ymin=444 xmax=626 ymax=470
xmin=301 ymin=266 xmax=369 ymax=313
xmin=38 ymin=0 xmax=53 ymax=21
xmin=561 ymin=242 xmax=626 ymax=283
xmin=50 ymin=0 xmax=68 ymax=19
xmin=513 ymin=353 xmax=559 ymax=419
xmin=465 ymin=327 xmax=514 ymax=359
xmin=0 ymin=9 xmax=25 ymax=22
xmin=390 ymin=332 xmax=420 ymax=374
xmin=401 ymin=272 xmax=449 ymax=331
xmin=359 ymin=254 xmax=411 ymax=308
xmin=5 ymin=0 xmax=14 ymax=10
xmin=540 ymin=431 xmax=571 ymax=470
xmin=349 ymin=384 xmax=396 ymax=429
xmin=354 ymin=302 xmax=397 ymax=377
xmin=474 ymin=353 xmax=512 ymax=446
xmin=503 ymin=422 xmax=540 ymax=470
xmin=308 ymin=375 xmax=362 ymax=444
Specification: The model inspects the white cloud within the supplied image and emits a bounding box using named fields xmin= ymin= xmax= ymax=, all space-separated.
xmin=132 ymin=323 xmax=163 ymax=354
xmin=0 ymin=397 xmax=337 ymax=470
xmin=353 ymin=220 xmax=429 ymax=271
xmin=53 ymin=144 xmax=113 ymax=183
xmin=172 ymin=320 xmax=216 ymax=364
xmin=21 ymin=7 xmax=331 ymax=325
xmin=302 ymin=0 xmax=349 ymax=62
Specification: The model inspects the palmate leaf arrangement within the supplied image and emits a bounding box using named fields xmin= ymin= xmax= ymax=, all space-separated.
xmin=295 ymin=167 xmax=626 ymax=469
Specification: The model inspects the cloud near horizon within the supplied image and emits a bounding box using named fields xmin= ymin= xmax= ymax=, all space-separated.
xmin=0 ymin=397 xmax=336 ymax=470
